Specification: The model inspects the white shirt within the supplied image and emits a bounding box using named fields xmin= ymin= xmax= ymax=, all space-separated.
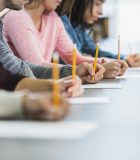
xmin=0 ymin=90 xmax=24 ymax=118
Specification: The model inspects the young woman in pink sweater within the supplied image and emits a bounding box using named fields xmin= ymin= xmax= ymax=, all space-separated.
xmin=3 ymin=0 xmax=96 ymax=65
xmin=3 ymin=0 xmax=127 ymax=78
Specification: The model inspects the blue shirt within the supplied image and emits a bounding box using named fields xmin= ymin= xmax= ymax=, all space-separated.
xmin=61 ymin=15 xmax=125 ymax=60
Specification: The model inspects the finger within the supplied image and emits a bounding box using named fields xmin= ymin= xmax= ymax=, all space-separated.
xmin=63 ymin=76 xmax=72 ymax=81
xmin=44 ymin=99 xmax=69 ymax=121
xmin=112 ymin=71 xmax=119 ymax=76
xmin=133 ymin=54 xmax=139 ymax=58
xmin=95 ymin=65 xmax=105 ymax=80
xmin=86 ymin=75 xmax=100 ymax=83
xmin=68 ymin=84 xmax=77 ymax=93
xmin=134 ymin=57 xmax=140 ymax=64
xmin=127 ymin=60 xmax=133 ymax=67
xmin=119 ymin=69 xmax=126 ymax=76
xmin=67 ymin=76 xmax=82 ymax=92
xmin=63 ymin=79 xmax=75 ymax=89
xmin=72 ymin=87 xmax=84 ymax=97
xmin=120 ymin=61 xmax=128 ymax=69
xmin=112 ymin=61 xmax=122 ymax=68
xmin=133 ymin=61 xmax=140 ymax=67
xmin=59 ymin=79 xmax=75 ymax=91
xmin=87 ymin=64 xmax=95 ymax=76
xmin=109 ymin=65 xmax=120 ymax=72
xmin=97 ymin=64 xmax=105 ymax=73
xmin=95 ymin=72 xmax=104 ymax=81
xmin=62 ymin=91 xmax=71 ymax=98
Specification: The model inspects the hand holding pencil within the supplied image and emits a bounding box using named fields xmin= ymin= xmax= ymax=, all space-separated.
xmin=92 ymin=43 xmax=100 ymax=80
xmin=116 ymin=35 xmax=128 ymax=75
xmin=76 ymin=62 xmax=105 ymax=84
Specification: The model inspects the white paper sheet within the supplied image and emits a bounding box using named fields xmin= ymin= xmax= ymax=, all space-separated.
xmin=116 ymin=74 xmax=140 ymax=79
xmin=68 ymin=97 xmax=110 ymax=105
xmin=127 ymin=67 xmax=140 ymax=71
xmin=0 ymin=121 xmax=98 ymax=139
xmin=82 ymin=80 xmax=122 ymax=89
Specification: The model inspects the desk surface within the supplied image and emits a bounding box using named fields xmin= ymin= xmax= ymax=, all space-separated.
xmin=0 ymin=70 xmax=140 ymax=160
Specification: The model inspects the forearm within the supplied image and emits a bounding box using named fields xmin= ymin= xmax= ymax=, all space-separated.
xmin=15 ymin=78 xmax=53 ymax=92
xmin=0 ymin=41 xmax=35 ymax=78
xmin=27 ymin=62 xmax=72 ymax=79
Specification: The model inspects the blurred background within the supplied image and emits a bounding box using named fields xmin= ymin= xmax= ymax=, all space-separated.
xmin=93 ymin=0 xmax=140 ymax=54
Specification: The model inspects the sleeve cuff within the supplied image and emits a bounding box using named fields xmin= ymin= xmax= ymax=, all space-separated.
xmin=60 ymin=65 xmax=72 ymax=78
xmin=0 ymin=90 xmax=25 ymax=118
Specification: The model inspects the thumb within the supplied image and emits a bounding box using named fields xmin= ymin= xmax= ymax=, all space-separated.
xmin=87 ymin=64 xmax=95 ymax=76
xmin=63 ymin=79 xmax=75 ymax=90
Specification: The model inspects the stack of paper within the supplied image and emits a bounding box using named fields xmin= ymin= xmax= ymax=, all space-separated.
xmin=82 ymin=80 xmax=122 ymax=89
xmin=116 ymin=74 xmax=140 ymax=79
xmin=0 ymin=121 xmax=98 ymax=139
xmin=68 ymin=97 xmax=110 ymax=105
xmin=127 ymin=67 xmax=140 ymax=71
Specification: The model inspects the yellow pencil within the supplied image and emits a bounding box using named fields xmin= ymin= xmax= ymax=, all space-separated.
xmin=72 ymin=45 xmax=77 ymax=80
xmin=92 ymin=43 xmax=100 ymax=80
xmin=52 ymin=53 xmax=60 ymax=107
xmin=118 ymin=35 xmax=121 ymax=60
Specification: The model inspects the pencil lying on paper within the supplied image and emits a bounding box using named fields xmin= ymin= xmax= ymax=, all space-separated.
xmin=92 ymin=43 xmax=100 ymax=80
xmin=72 ymin=45 xmax=77 ymax=80
xmin=52 ymin=54 xmax=60 ymax=107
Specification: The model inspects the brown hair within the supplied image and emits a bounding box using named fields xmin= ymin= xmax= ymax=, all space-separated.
xmin=25 ymin=0 xmax=43 ymax=9
xmin=25 ymin=0 xmax=75 ymax=13
xmin=56 ymin=0 xmax=75 ymax=16
xmin=57 ymin=0 xmax=96 ymax=28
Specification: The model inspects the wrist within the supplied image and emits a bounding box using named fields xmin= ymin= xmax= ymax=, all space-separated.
xmin=22 ymin=92 xmax=30 ymax=116
xmin=125 ymin=56 xmax=132 ymax=67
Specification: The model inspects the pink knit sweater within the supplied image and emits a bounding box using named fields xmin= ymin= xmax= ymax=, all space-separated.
xmin=3 ymin=9 xmax=95 ymax=66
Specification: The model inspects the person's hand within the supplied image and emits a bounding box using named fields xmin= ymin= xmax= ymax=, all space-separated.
xmin=102 ymin=61 xmax=121 ymax=78
xmin=76 ymin=62 xmax=105 ymax=84
xmin=126 ymin=54 xmax=140 ymax=67
xmin=57 ymin=76 xmax=84 ymax=97
xmin=99 ymin=57 xmax=112 ymax=64
xmin=15 ymin=77 xmax=84 ymax=97
xmin=22 ymin=92 xmax=70 ymax=121
xmin=15 ymin=78 xmax=53 ymax=92
xmin=117 ymin=60 xmax=128 ymax=76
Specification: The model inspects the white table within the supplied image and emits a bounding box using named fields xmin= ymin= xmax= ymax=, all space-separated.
xmin=1 ymin=70 xmax=140 ymax=160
